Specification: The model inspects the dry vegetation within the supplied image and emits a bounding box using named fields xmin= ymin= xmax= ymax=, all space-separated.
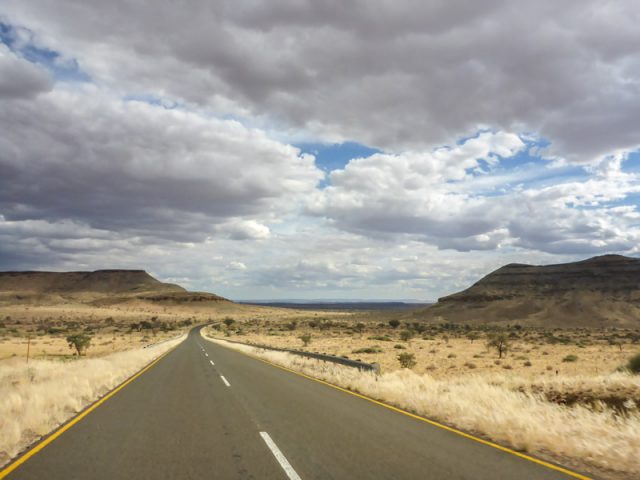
xmin=203 ymin=318 xmax=640 ymax=479
xmin=0 ymin=301 xmax=351 ymax=361
xmin=4 ymin=296 xmax=640 ymax=477
xmin=0 ymin=334 xmax=185 ymax=467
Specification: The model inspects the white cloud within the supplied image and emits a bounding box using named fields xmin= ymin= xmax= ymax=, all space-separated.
xmin=309 ymin=133 xmax=640 ymax=254
xmin=216 ymin=220 xmax=271 ymax=240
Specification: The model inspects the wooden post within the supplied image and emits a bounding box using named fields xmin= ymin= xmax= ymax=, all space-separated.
xmin=26 ymin=335 xmax=31 ymax=364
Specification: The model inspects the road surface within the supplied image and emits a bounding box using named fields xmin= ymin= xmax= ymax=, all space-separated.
xmin=3 ymin=327 xmax=586 ymax=479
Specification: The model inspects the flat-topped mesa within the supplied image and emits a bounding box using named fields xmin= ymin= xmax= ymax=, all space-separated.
xmin=425 ymin=254 xmax=640 ymax=327
xmin=439 ymin=254 xmax=640 ymax=303
xmin=0 ymin=269 xmax=185 ymax=294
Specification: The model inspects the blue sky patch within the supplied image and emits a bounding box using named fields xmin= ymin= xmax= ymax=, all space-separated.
xmin=0 ymin=21 xmax=90 ymax=83
xmin=296 ymin=141 xmax=381 ymax=173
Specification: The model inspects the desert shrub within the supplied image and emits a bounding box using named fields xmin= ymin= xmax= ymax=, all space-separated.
xmin=285 ymin=320 xmax=298 ymax=331
xmin=466 ymin=332 xmax=479 ymax=343
xmin=524 ymin=360 xmax=532 ymax=367
xmin=447 ymin=353 xmax=456 ymax=358
xmin=411 ymin=323 xmax=427 ymax=334
xmin=388 ymin=319 xmax=401 ymax=329
xmin=627 ymin=353 xmax=640 ymax=374
xmin=464 ymin=362 xmax=477 ymax=369
xmin=353 ymin=346 xmax=383 ymax=354
xmin=397 ymin=352 xmax=416 ymax=369
xmin=353 ymin=323 xmax=366 ymax=333
xmin=394 ymin=344 xmax=406 ymax=349
xmin=223 ymin=317 xmax=235 ymax=328
xmin=400 ymin=330 xmax=414 ymax=342
xmin=299 ymin=334 xmax=311 ymax=347
xmin=368 ymin=335 xmax=392 ymax=342
xmin=562 ymin=354 xmax=578 ymax=362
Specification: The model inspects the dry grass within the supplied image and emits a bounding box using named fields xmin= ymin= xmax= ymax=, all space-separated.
xmin=204 ymin=333 xmax=640 ymax=478
xmin=0 ymin=334 xmax=185 ymax=466
xmin=232 ymin=330 xmax=636 ymax=380
xmin=0 ymin=331 xmax=183 ymax=360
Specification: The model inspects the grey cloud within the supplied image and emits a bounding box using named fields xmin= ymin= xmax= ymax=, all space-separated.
xmin=3 ymin=1 xmax=639 ymax=160
xmin=0 ymin=89 xmax=322 ymax=243
xmin=0 ymin=44 xmax=51 ymax=98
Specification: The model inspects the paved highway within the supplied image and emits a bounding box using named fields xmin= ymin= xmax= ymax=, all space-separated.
xmin=3 ymin=328 xmax=586 ymax=479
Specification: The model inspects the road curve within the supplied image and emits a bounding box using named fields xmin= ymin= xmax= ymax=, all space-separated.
xmin=3 ymin=327 xmax=587 ymax=479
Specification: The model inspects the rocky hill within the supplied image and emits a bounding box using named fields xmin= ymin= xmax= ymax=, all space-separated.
xmin=0 ymin=269 xmax=227 ymax=305
xmin=422 ymin=255 xmax=640 ymax=327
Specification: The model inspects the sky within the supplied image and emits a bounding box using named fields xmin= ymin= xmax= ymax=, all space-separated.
xmin=0 ymin=1 xmax=639 ymax=301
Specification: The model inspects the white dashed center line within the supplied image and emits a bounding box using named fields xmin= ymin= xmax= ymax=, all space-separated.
xmin=259 ymin=432 xmax=302 ymax=480
xmin=209 ymin=360 xmax=215 ymax=366
xmin=220 ymin=375 xmax=231 ymax=387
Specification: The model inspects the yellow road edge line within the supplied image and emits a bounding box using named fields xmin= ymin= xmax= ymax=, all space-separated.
xmin=205 ymin=336 xmax=591 ymax=480
xmin=0 ymin=345 xmax=179 ymax=479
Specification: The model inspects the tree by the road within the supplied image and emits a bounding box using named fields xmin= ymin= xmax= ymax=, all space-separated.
xmin=67 ymin=333 xmax=92 ymax=356
xmin=486 ymin=333 xmax=510 ymax=358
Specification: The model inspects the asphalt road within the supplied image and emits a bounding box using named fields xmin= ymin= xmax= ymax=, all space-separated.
xmin=5 ymin=327 xmax=585 ymax=479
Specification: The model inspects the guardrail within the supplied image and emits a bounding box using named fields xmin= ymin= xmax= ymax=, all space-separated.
xmin=211 ymin=336 xmax=381 ymax=374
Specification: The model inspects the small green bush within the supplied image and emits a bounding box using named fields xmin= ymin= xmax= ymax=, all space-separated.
xmin=400 ymin=330 xmax=414 ymax=342
xmin=394 ymin=344 xmax=406 ymax=349
xmin=627 ymin=352 xmax=640 ymax=374
xmin=397 ymin=352 xmax=416 ymax=369
xmin=352 ymin=346 xmax=383 ymax=354
xmin=368 ymin=335 xmax=392 ymax=342
xmin=562 ymin=354 xmax=578 ymax=362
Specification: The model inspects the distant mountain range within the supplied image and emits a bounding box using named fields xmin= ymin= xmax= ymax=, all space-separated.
xmin=420 ymin=254 xmax=640 ymax=327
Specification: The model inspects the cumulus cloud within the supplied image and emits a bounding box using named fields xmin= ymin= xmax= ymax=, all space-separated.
xmin=2 ymin=1 xmax=640 ymax=161
xmin=1 ymin=2 xmax=640 ymax=300
xmin=309 ymin=132 xmax=640 ymax=254
xmin=0 ymin=87 xmax=322 ymax=242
